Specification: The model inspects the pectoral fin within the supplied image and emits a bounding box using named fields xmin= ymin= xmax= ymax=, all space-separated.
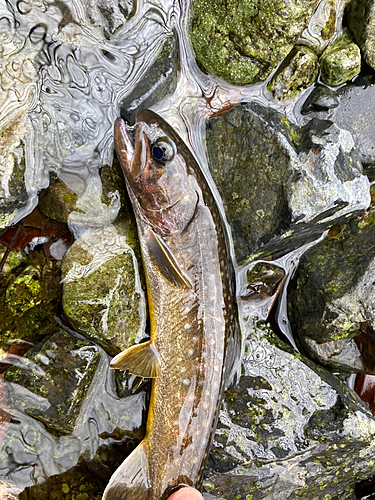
xmin=147 ymin=229 xmax=192 ymax=289
xmin=110 ymin=340 xmax=161 ymax=378
xmin=103 ymin=440 xmax=149 ymax=500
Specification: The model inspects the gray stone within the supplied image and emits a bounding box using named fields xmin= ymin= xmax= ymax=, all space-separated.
xmin=288 ymin=187 xmax=375 ymax=373
xmin=204 ymin=320 xmax=375 ymax=500
xmin=206 ymin=102 xmax=370 ymax=264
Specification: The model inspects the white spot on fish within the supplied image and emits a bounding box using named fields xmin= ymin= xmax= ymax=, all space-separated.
xmin=192 ymin=336 xmax=198 ymax=343
xmin=184 ymin=323 xmax=191 ymax=330
xmin=188 ymin=349 xmax=194 ymax=356
xmin=183 ymin=379 xmax=190 ymax=386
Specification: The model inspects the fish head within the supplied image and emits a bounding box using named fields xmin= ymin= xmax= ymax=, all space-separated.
xmin=114 ymin=110 xmax=199 ymax=235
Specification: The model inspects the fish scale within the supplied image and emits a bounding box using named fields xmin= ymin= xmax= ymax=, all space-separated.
xmin=103 ymin=110 xmax=238 ymax=500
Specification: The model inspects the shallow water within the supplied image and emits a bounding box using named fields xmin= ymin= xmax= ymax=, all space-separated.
xmin=0 ymin=0 xmax=373 ymax=497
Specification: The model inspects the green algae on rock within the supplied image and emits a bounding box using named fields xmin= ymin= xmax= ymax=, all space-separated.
xmin=206 ymin=102 xmax=369 ymax=264
xmin=62 ymin=223 xmax=146 ymax=356
xmin=267 ymin=45 xmax=319 ymax=101
xmin=38 ymin=180 xmax=78 ymax=224
xmin=205 ymin=320 xmax=375 ymax=500
xmin=288 ymin=185 xmax=375 ymax=373
xmin=190 ymin=0 xmax=321 ymax=85
xmin=0 ymin=247 xmax=61 ymax=349
xmin=4 ymin=330 xmax=100 ymax=435
xmin=319 ymin=28 xmax=361 ymax=86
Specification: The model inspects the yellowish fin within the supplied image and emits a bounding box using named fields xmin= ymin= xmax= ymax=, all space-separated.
xmin=110 ymin=340 xmax=161 ymax=378
xmin=147 ymin=229 xmax=192 ymax=289
xmin=103 ymin=440 xmax=149 ymax=500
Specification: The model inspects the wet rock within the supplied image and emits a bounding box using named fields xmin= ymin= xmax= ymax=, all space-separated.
xmin=190 ymin=0 xmax=320 ymax=86
xmin=4 ymin=330 xmax=100 ymax=435
xmin=330 ymin=68 xmax=375 ymax=176
xmin=240 ymin=263 xmax=285 ymax=300
xmin=206 ymin=102 xmax=370 ymax=264
xmin=267 ymin=45 xmax=319 ymax=101
xmin=86 ymin=0 xmax=135 ymax=39
xmin=0 ymin=481 xmax=21 ymax=500
xmin=301 ymin=84 xmax=340 ymax=114
xmin=288 ymin=193 xmax=375 ymax=373
xmin=0 ymin=337 xmax=146 ymax=489
xmin=204 ymin=320 xmax=375 ymax=500
xmin=38 ymin=180 xmax=78 ymax=224
xmin=0 ymin=247 xmax=61 ymax=351
xmin=120 ymin=32 xmax=179 ymax=126
xmin=320 ymin=28 xmax=361 ymax=86
xmin=346 ymin=0 xmax=375 ymax=71
xmin=61 ymin=222 xmax=146 ymax=356
xmin=299 ymin=0 xmax=342 ymax=55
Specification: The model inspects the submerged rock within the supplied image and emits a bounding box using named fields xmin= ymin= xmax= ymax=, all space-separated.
xmin=319 ymin=28 xmax=361 ymax=86
xmin=206 ymin=102 xmax=370 ymax=264
xmin=0 ymin=332 xmax=146 ymax=490
xmin=240 ymin=263 xmax=285 ymax=301
xmin=61 ymin=222 xmax=146 ymax=356
xmin=288 ymin=189 xmax=375 ymax=373
xmin=4 ymin=330 xmax=100 ymax=435
xmin=38 ymin=180 xmax=78 ymax=224
xmin=267 ymin=45 xmax=319 ymax=101
xmin=346 ymin=0 xmax=375 ymax=71
xmin=301 ymin=84 xmax=340 ymax=114
xmin=204 ymin=320 xmax=375 ymax=499
xmin=0 ymin=247 xmax=61 ymax=350
xmin=190 ymin=0 xmax=320 ymax=85
xmin=120 ymin=32 xmax=179 ymax=126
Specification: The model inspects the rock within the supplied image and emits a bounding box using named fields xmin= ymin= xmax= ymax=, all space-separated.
xmin=0 ymin=247 xmax=61 ymax=350
xmin=240 ymin=263 xmax=285 ymax=301
xmin=288 ymin=190 xmax=375 ymax=373
xmin=301 ymin=84 xmax=340 ymax=114
xmin=204 ymin=320 xmax=375 ymax=500
xmin=61 ymin=222 xmax=146 ymax=356
xmin=85 ymin=0 xmax=135 ymax=39
xmin=190 ymin=0 xmax=320 ymax=86
xmin=267 ymin=45 xmax=319 ymax=101
xmin=319 ymin=28 xmax=361 ymax=86
xmin=0 ymin=334 xmax=146 ymax=489
xmin=206 ymin=102 xmax=370 ymax=264
xmin=38 ymin=180 xmax=78 ymax=224
xmin=346 ymin=0 xmax=375 ymax=71
xmin=120 ymin=32 xmax=179 ymax=126
xmin=329 ymin=68 xmax=375 ymax=176
xmin=4 ymin=330 xmax=100 ymax=435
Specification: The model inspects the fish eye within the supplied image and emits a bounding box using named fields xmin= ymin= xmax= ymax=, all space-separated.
xmin=151 ymin=138 xmax=176 ymax=163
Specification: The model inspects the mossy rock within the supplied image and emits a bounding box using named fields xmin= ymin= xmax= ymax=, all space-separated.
xmin=190 ymin=0 xmax=320 ymax=85
xmin=267 ymin=45 xmax=319 ymax=100
xmin=320 ymin=28 xmax=361 ymax=86
xmin=62 ymin=222 xmax=146 ymax=356
xmin=38 ymin=180 xmax=78 ymax=223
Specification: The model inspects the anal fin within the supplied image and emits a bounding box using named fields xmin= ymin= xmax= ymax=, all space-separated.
xmin=110 ymin=340 xmax=161 ymax=378
xmin=147 ymin=229 xmax=192 ymax=289
xmin=103 ymin=440 xmax=149 ymax=500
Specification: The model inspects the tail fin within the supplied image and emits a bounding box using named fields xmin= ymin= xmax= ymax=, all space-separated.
xmin=103 ymin=440 xmax=149 ymax=500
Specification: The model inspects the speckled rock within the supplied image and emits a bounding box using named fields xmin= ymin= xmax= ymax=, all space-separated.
xmin=320 ymin=28 xmax=361 ymax=86
xmin=0 ymin=247 xmax=61 ymax=350
xmin=206 ymin=102 xmax=370 ymax=264
xmin=190 ymin=0 xmax=320 ymax=85
xmin=204 ymin=319 xmax=375 ymax=500
xmin=267 ymin=45 xmax=319 ymax=101
xmin=4 ymin=330 xmax=100 ymax=435
xmin=38 ymin=180 xmax=78 ymax=224
xmin=288 ymin=187 xmax=375 ymax=373
xmin=346 ymin=0 xmax=375 ymax=71
xmin=61 ymin=222 xmax=146 ymax=356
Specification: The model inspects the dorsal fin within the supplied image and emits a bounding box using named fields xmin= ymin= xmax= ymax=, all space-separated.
xmin=146 ymin=229 xmax=192 ymax=289
xmin=110 ymin=340 xmax=161 ymax=378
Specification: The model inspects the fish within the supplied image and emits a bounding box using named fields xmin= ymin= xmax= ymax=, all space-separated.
xmin=103 ymin=109 xmax=238 ymax=500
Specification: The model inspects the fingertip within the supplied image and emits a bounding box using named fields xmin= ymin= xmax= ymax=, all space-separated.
xmin=168 ymin=487 xmax=203 ymax=500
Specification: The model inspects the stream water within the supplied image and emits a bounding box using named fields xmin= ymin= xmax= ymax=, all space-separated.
xmin=1 ymin=0 xmax=374 ymax=498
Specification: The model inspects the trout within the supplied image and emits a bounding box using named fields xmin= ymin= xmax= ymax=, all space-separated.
xmin=103 ymin=110 xmax=238 ymax=500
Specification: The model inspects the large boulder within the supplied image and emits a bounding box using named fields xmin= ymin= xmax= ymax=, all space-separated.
xmin=206 ymin=102 xmax=370 ymax=264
